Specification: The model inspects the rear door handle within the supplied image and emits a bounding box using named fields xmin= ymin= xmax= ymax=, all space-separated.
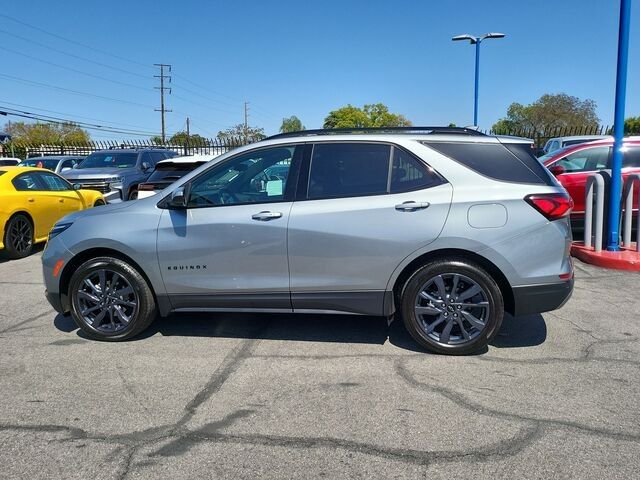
xmin=251 ymin=211 xmax=283 ymax=221
xmin=28 ymin=198 xmax=35 ymax=203
xmin=59 ymin=199 xmax=65 ymax=203
xmin=395 ymin=201 xmax=430 ymax=211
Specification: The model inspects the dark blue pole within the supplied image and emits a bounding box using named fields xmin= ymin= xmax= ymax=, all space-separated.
xmin=606 ymin=0 xmax=631 ymax=251
xmin=474 ymin=40 xmax=480 ymax=126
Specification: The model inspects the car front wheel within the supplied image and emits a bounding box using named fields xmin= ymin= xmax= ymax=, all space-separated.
xmin=400 ymin=259 xmax=504 ymax=355
xmin=68 ymin=256 xmax=157 ymax=341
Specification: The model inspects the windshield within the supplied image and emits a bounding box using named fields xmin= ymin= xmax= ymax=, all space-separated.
xmin=19 ymin=158 xmax=60 ymax=170
xmin=78 ymin=152 xmax=138 ymax=169
xmin=537 ymin=146 xmax=574 ymax=163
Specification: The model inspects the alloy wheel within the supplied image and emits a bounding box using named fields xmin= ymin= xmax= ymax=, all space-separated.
xmin=414 ymin=273 xmax=490 ymax=345
xmin=76 ymin=269 xmax=138 ymax=333
xmin=9 ymin=217 xmax=32 ymax=255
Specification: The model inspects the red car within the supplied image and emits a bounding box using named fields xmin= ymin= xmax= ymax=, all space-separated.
xmin=540 ymin=137 xmax=640 ymax=227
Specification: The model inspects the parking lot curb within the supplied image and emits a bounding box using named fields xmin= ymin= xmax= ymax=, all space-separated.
xmin=571 ymin=242 xmax=640 ymax=271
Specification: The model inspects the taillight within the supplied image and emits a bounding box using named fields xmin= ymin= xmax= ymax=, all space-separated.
xmin=138 ymin=183 xmax=155 ymax=191
xmin=524 ymin=193 xmax=573 ymax=221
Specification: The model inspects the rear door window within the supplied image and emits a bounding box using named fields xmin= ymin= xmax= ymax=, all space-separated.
xmin=390 ymin=147 xmax=444 ymax=193
xmin=308 ymin=143 xmax=390 ymax=199
xmin=623 ymin=147 xmax=640 ymax=168
xmin=12 ymin=173 xmax=42 ymax=191
xmin=553 ymin=147 xmax=610 ymax=173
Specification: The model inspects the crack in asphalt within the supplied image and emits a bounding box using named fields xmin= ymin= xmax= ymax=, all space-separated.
xmin=394 ymin=357 xmax=640 ymax=444
xmin=0 ymin=309 xmax=53 ymax=334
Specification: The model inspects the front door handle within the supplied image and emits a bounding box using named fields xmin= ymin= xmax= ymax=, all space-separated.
xmin=28 ymin=198 xmax=35 ymax=203
xmin=251 ymin=211 xmax=283 ymax=221
xmin=59 ymin=199 xmax=65 ymax=203
xmin=395 ymin=201 xmax=430 ymax=212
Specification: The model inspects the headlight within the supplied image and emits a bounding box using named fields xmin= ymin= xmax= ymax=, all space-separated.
xmin=48 ymin=222 xmax=73 ymax=241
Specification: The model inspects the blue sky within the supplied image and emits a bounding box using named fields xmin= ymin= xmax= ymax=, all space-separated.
xmin=0 ymin=0 xmax=638 ymax=140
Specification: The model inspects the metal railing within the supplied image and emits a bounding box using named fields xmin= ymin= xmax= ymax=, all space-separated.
xmin=584 ymin=172 xmax=605 ymax=252
xmin=0 ymin=137 xmax=253 ymax=160
xmin=621 ymin=174 xmax=640 ymax=251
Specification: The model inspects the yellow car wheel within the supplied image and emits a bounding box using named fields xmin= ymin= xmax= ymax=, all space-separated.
xmin=3 ymin=213 xmax=34 ymax=259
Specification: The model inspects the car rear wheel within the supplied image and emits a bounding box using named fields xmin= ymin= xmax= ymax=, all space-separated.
xmin=3 ymin=214 xmax=33 ymax=259
xmin=68 ymin=256 xmax=157 ymax=341
xmin=94 ymin=199 xmax=106 ymax=207
xmin=128 ymin=188 xmax=138 ymax=200
xmin=400 ymin=259 xmax=504 ymax=355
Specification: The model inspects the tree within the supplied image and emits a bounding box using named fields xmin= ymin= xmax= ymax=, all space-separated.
xmin=624 ymin=117 xmax=640 ymax=135
xmin=280 ymin=116 xmax=305 ymax=133
xmin=4 ymin=121 xmax=90 ymax=143
xmin=491 ymin=93 xmax=599 ymax=134
xmin=217 ymin=123 xmax=266 ymax=143
xmin=167 ymin=131 xmax=208 ymax=145
xmin=323 ymin=103 xmax=412 ymax=129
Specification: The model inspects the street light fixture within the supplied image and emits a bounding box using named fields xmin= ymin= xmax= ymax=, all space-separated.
xmin=452 ymin=32 xmax=506 ymax=127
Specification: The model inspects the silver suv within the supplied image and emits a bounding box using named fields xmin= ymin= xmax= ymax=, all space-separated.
xmin=42 ymin=127 xmax=574 ymax=354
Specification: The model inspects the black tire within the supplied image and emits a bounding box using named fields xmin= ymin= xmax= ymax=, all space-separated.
xmin=94 ymin=199 xmax=106 ymax=207
xmin=399 ymin=258 xmax=504 ymax=355
xmin=68 ymin=256 xmax=157 ymax=341
xmin=3 ymin=213 xmax=34 ymax=259
xmin=128 ymin=188 xmax=138 ymax=200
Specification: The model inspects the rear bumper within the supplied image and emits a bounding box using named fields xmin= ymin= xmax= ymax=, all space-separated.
xmin=512 ymin=278 xmax=573 ymax=316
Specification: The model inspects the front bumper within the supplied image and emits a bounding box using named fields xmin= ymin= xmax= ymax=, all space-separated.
xmin=512 ymin=278 xmax=574 ymax=316
xmin=45 ymin=289 xmax=68 ymax=314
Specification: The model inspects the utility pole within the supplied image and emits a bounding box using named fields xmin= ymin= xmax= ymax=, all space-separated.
xmin=186 ymin=117 xmax=190 ymax=140
xmin=154 ymin=64 xmax=172 ymax=143
xmin=243 ymin=101 xmax=249 ymax=143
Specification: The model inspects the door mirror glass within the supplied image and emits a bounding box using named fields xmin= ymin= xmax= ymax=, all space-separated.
xmin=73 ymin=183 xmax=82 ymax=190
xmin=548 ymin=165 xmax=565 ymax=176
xmin=142 ymin=161 xmax=153 ymax=172
xmin=168 ymin=186 xmax=188 ymax=208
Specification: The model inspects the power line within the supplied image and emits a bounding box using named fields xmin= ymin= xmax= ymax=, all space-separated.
xmin=0 ymin=28 xmax=150 ymax=80
xmin=0 ymin=108 xmax=161 ymax=136
xmin=0 ymin=73 xmax=156 ymax=109
xmin=0 ymin=99 xmax=159 ymax=131
xmin=0 ymin=45 xmax=152 ymax=93
xmin=0 ymin=13 xmax=154 ymax=71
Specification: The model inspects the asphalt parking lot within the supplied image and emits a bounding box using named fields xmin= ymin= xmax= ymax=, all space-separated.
xmin=0 ymin=250 xmax=639 ymax=479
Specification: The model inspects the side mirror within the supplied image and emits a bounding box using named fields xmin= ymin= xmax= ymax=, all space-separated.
xmin=61 ymin=167 xmax=71 ymax=173
xmin=142 ymin=161 xmax=153 ymax=172
xmin=549 ymin=165 xmax=565 ymax=176
xmin=73 ymin=183 xmax=82 ymax=191
xmin=168 ymin=186 xmax=188 ymax=208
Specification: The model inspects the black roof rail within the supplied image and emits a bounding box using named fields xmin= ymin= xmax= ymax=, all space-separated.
xmin=265 ymin=126 xmax=486 ymax=140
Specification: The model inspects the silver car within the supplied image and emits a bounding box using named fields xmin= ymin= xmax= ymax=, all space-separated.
xmin=42 ymin=127 xmax=574 ymax=354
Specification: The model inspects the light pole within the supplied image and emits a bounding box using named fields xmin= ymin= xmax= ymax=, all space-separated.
xmin=606 ymin=0 xmax=631 ymax=251
xmin=452 ymin=33 xmax=505 ymax=127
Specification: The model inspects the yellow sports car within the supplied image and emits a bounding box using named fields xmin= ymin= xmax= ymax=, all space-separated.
xmin=0 ymin=166 xmax=105 ymax=259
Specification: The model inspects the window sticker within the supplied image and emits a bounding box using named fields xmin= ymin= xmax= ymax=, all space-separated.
xmin=266 ymin=180 xmax=283 ymax=196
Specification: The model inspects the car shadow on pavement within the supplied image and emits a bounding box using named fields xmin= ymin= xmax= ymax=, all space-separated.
xmin=0 ymin=243 xmax=44 ymax=263
xmin=54 ymin=310 xmax=547 ymax=354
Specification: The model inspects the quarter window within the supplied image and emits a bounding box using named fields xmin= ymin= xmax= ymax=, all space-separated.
xmin=308 ymin=143 xmax=390 ymax=199
xmin=187 ymin=146 xmax=295 ymax=208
